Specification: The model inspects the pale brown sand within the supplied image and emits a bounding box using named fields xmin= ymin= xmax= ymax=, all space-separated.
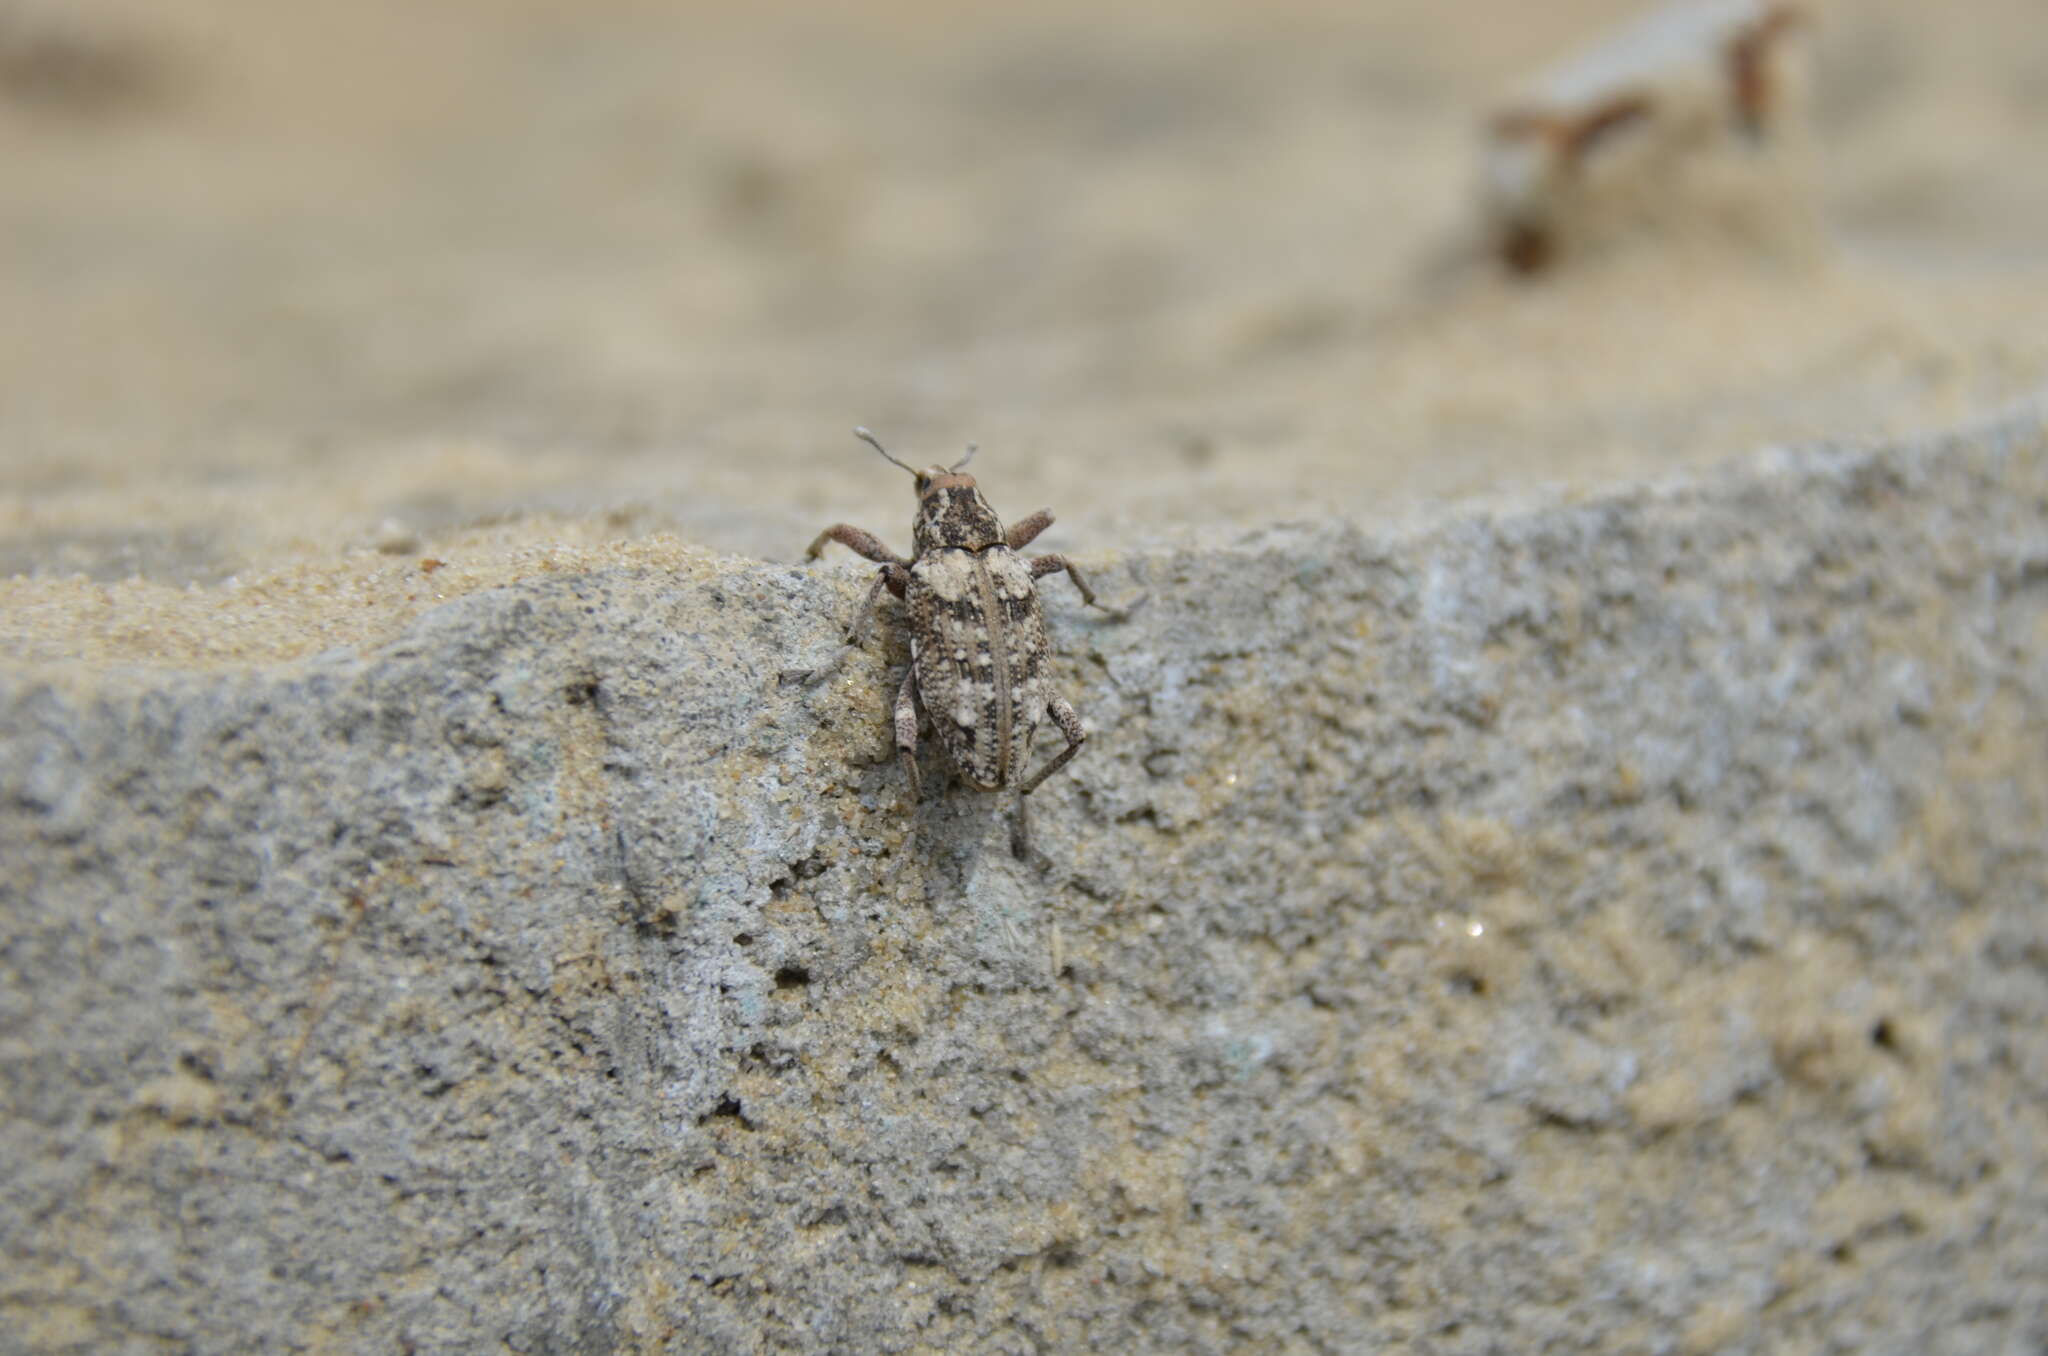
xmin=3 ymin=0 xmax=2045 ymax=666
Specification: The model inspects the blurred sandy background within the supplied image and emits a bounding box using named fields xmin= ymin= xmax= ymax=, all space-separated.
xmin=2 ymin=0 xmax=2045 ymax=661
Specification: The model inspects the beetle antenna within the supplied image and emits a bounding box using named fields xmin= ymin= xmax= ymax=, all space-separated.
xmin=950 ymin=443 xmax=978 ymax=473
xmin=853 ymin=426 xmax=920 ymax=477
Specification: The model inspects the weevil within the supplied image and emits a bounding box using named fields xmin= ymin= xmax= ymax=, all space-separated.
xmin=806 ymin=428 xmax=1131 ymax=857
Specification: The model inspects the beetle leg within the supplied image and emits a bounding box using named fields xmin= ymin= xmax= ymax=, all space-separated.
xmin=807 ymin=523 xmax=910 ymax=567
xmin=1011 ymin=788 xmax=1032 ymax=860
xmin=1005 ymin=509 xmax=1054 ymax=551
xmin=1028 ymin=554 xmax=1145 ymax=619
xmin=844 ymin=563 xmax=909 ymax=647
xmin=1017 ymin=694 xmax=1085 ymax=796
xmin=894 ymin=666 xmax=922 ymax=803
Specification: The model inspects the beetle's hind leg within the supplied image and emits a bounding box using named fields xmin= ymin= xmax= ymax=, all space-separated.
xmin=1012 ymin=696 xmax=1087 ymax=860
xmin=1011 ymin=788 xmax=1032 ymax=860
xmin=1017 ymin=695 xmax=1086 ymax=796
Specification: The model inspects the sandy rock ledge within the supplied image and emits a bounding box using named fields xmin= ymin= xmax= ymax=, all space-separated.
xmin=4 ymin=408 xmax=2047 ymax=1354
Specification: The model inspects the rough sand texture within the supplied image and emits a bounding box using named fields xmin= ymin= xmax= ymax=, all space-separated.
xmin=5 ymin=413 xmax=2047 ymax=1352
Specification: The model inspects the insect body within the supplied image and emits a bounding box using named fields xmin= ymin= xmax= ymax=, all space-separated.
xmin=807 ymin=428 xmax=1125 ymax=856
xmin=1484 ymin=0 xmax=1810 ymax=273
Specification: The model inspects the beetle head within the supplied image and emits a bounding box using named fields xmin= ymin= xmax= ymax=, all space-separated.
xmin=853 ymin=427 xmax=1004 ymax=552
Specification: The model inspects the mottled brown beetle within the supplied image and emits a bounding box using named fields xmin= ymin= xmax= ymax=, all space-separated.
xmin=807 ymin=428 xmax=1130 ymax=856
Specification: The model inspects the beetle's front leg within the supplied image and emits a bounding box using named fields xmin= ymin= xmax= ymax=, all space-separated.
xmin=1028 ymin=554 xmax=1144 ymax=619
xmin=1006 ymin=509 xmax=1055 ymax=551
xmin=809 ymin=521 xmax=910 ymax=647
xmin=807 ymin=523 xmax=911 ymax=569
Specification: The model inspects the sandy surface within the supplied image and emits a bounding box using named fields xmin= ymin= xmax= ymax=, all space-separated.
xmin=3 ymin=0 xmax=2046 ymax=664
xmin=8 ymin=422 xmax=2045 ymax=1352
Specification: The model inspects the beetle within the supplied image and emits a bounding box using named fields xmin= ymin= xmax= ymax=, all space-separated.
xmin=1484 ymin=0 xmax=1809 ymax=272
xmin=806 ymin=428 xmax=1129 ymax=857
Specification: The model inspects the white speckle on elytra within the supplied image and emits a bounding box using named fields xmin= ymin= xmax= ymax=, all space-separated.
xmin=918 ymin=555 xmax=973 ymax=602
xmin=955 ymin=701 xmax=976 ymax=726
